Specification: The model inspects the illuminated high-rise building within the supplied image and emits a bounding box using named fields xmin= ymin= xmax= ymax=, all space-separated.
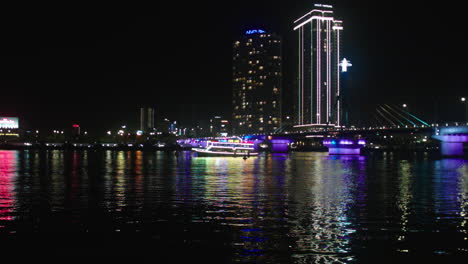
xmin=294 ymin=4 xmax=343 ymax=127
xmin=139 ymin=107 xmax=155 ymax=132
xmin=72 ymin=124 xmax=80 ymax=136
xmin=232 ymin=29 xmax=282 ymax=135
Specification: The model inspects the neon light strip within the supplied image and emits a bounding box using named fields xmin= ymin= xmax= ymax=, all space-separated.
xmin=332 ymin=26 xmax=343 ymax=30
xmin=194 ymin=149 xmax=259 ymax=155
xmin=209 ymin=146 xmax=255 ymax=150
xmin=325 ymin=20 xmax=328 ymax=123
xmin=293 ymin=123 xmax=336 ymax=127
xmin=210 ymin=142 xmax=254 ymax=145
xmin=329 ymin=22 xmax=332 ymax=123
xmin=336 ymin=26 xmax=341 ymax=126
xmin=0 ymin=133 xmax=19 ymax=136
xmin=294 ymin=9 xmax=333 ymax=23
xmin=316 ymin=20 xmax=321 ymax=124
xmin=208 ymin=142 xmax=254 ymax=146
xmin=210 ymin=144 xmax=254 ymax=147
xmin=294 ymin=16 xmax=334 ymax=31
xmin=301 ymin=27 xmax=305 ymax=124
xmin=329 ymin=21 xmax=332 ymax=123
xmin=327 ymin=148 xmax=361 ymax=155
xmin=310 ymin=23 xmax=314 ymax=124
xmin=298 ymin=29 xmax=302 ymax=124
xmin=327 ymin=20 xmax=331 ymax=123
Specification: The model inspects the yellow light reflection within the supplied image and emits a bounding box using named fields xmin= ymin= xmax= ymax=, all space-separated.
xmin=396 ymin=161 xmax=413 ymax=245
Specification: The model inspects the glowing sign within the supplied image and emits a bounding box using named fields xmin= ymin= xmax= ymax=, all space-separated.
xmin=340 ymin=58 xmax=352 ymax=72
xmin=0 ymin=117 xmax=18 ymax=129
xmin=246 ymin=29 xmax=266 ymax=35
xmin=314 ymin=4 xmax=333 ymax=8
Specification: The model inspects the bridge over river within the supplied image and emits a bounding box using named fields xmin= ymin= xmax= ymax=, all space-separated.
xmin=179 ymin=124 xmax=468 ymax=156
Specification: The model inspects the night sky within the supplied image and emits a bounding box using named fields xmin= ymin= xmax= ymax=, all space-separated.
xmin=1 ymin=1 xmax=467 ymax=133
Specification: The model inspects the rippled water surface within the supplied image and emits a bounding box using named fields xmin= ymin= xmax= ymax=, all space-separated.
xmin=0 ymin=150 xmax=467 ymax=262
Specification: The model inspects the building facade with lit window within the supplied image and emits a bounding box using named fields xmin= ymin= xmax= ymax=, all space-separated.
xmin=139 ymin=107 xmax=155 ymax=133
xmin=294 ymin=4 xmax=343 ymax=128
xmin=209 ymin=116 xmax=230 ymax=137
xmin=0 ymin=117 xmax=20 ymax=138
xmin=232 ymin=29 xmax=282 ymax=135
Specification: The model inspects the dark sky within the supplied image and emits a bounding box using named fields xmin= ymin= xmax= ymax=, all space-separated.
xmin=1 ymin=1 xmax=467 ymax=132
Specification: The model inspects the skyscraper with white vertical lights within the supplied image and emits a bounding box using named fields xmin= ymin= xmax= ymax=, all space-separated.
xmin=232 ymin=29 xmax=282 ymax=135
xmin=294 ymin=4 xmax=343 ymax=127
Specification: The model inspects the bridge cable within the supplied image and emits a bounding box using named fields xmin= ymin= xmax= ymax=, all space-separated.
xmin=403 ymin=110 xmax=430 ymax=127
xmin=372 ymin=113 xmax=386 ymax=126
xmin=395 ymin=106 xmax=430 ymax=126
xmin=383 ymin=104 xmax=416 ymax=126
xmin=378 ymin=105 xmax=406 ymax=126
xmin=375 ymin=108 xmax=397 ymax=127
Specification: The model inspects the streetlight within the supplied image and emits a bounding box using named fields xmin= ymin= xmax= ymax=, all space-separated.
xmin=461 ymin=97 xmax=467 ymax=123
xmin=402 ymin=104 xmax=407 ymax=108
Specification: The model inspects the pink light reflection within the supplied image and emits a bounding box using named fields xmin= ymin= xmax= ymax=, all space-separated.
xmin=0 ymin=151 xmax=17 ymax=223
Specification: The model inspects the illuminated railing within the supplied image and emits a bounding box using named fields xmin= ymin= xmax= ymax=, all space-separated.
xmin=322 ymin=138 xmax=366 ymax=155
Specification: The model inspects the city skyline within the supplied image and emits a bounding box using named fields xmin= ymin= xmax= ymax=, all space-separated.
xmin=1 ymin=2 xmax=467 ymax=260
xmin=1 ymin=1 xmax=467 ymax=132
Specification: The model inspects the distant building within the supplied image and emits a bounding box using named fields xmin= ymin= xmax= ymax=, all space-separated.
xmin=139 ymin=107 xmax=155 ymax=132
xmin=232 ymin=29 xmax=282 ymax=135
xmin=155 ymin=118 xmax=168 ymax=134
xmin=294 ymin=4 xmax=343 ymax=127
xmin=72 ymin=124 xmax=80 ymax=137
xmin=210 ymin=116 xmax=231 ymax=137
xmin=0 ymin=117 xmax=19 ymax=137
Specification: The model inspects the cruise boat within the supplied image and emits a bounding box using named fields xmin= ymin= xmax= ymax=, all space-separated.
xmin=192 ymin=137 xmax=258 ymax=157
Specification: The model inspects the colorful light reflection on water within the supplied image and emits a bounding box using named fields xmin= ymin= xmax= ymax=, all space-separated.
xmin=0 ymin=150 xmax=466 ymax=261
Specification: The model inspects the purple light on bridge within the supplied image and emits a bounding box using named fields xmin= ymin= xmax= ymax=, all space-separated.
xmin=271 ymin=139 xmax=294 ymax=153
xmin=323 ymin=138 xmax=365 ymax=155
xmin=339 ymin=139 xmax=353 ymax=145
xmin=432 ymin=134 xmax=468 ymax=156
xmin=433 ymin=135 xmax=468 ymax=143
xmin=328 ymin=148 xmax=361 ymax=155
xmin=323 ymin=138 xmax=364 ymax=147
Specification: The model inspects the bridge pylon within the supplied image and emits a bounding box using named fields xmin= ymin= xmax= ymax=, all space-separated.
xmin=432 ymin=126 xmax=468 ymax=156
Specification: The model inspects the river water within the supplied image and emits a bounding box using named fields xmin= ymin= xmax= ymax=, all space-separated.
xmin=0 ymin=149 xmax=467 ymax=262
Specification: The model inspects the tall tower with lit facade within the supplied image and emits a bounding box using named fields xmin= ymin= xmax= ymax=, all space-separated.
xmin=232 ymin=29 xmax=282 ymax=135
xmin=294 ymin=4 xmax=343 ymax=127
xmin=139 ymin=106 xmax=155 ymax=132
